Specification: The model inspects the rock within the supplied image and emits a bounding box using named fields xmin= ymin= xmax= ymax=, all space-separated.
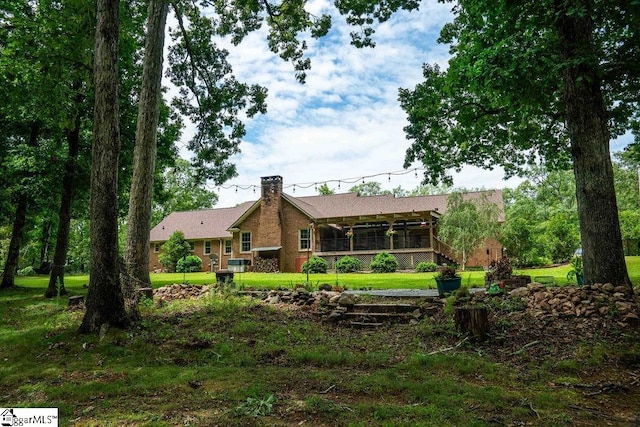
xmin=509 ymin=287 xmax=529 ymax=298
xmin=329 ymin=294 xmax=341 ymax=304
xmin=602 ymin=283 xmax=615 ymax=293
xmin=337 ymin=293 xmax=357 ymax=306
xmin=614 ymin=286 xmax=628 ymax=294
xmin=268 ymin=295 xmax=280 ymax=304
xmin=318 ymin=283 xmax=333 ymax=291
xmin=326 ymin=310 xmax=344 ymax=322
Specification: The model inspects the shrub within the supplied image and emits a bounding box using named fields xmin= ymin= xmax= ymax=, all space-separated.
xmin=336 ymin=255 xmax=363 ymax=273
xmin=415 ymin=261 xmax=437 ymax=273
xmin=302 ymin=255 xmax=328 ymax=274
xmin=176 ymin=255 xmax=203 ymax=273
xmin=370 ymin=252 xmax=398 ymax=273
xmin=17 ymin=266 xmax=36 ymax=276
xmin=158 ymin=231 xmax=192 ymax=272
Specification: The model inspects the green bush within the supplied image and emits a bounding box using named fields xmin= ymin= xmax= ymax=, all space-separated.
xmin=370 ymin=252 xmax=398 ymax=273
xmin=17 ymin=266 xmax=36 ymax=276
xmin=158 ymin=231 xmax=192 ymax=272
xmin=176 ymin=255 xmax=203 ymax=273
xmin=336 ymin=255 xmax=363 ymax=273
xmin=415 ymin=261 xmax=437 ymax=273
xmin=302 ymin=255 xmax=328 ymax=274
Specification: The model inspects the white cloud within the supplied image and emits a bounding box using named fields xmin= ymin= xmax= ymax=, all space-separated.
xmin=168 ymin=3 xmax=526 ymax=208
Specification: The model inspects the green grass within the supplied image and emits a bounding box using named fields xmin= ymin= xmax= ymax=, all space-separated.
xmin=15 ymin=256 xmax=640 ymax=292
xmin=2 ymin=282 xmax=639 ymax=425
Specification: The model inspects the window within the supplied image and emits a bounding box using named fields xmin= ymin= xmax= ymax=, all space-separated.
xmin=224 ymin=239 xmax=232 ymax=254
xmin=299 ymin=229 xmax=311 ymax=251
xmin=188 ymin=241 xmax=195 ymax=252
xmin=241 ymin=232 xmax=251 ymax=253
xmin=153 ymin=243 xmax=160 ymax=253
xmin=204 ymin=240 xmax=212 ymax=255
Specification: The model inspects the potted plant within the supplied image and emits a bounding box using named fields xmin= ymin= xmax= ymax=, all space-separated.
xmin=435 ymin=265 xmax=462 ymax=296
xmin=567 ymin=256 xmax=584 ymax=286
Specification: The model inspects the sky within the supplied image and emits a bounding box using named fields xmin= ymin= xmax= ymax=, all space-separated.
xmin=168 ymin=1 xmax=632 ymax=209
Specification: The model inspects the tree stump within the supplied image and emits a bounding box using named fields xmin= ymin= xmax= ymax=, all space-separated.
xmin=138 ymin=287 xmax=153 ymax=300
xmin=454 ymin=306 xmax=489 ymax=341
xmin=68 ymin=295 xmax=84 ymax=307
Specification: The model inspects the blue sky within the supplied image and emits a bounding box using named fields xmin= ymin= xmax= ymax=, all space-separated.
xmin=170 ymin=1 xmax=633 ymax=208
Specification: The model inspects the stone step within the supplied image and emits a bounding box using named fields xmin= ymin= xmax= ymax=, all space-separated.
xmin=347 ymin=321 xmax=385 ymax=328
xmin=347 ymin=303 xmax=419 ymax=314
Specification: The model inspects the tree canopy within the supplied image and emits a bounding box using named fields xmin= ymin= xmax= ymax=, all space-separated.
xmin=399 ymin=0 xmax=639 ymax=289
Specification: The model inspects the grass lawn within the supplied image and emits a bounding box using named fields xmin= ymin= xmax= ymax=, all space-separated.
xmin=14 ymin=256 xmax=640 ymax=294
xmin=1 ymin=281 xmax=639 ymax=425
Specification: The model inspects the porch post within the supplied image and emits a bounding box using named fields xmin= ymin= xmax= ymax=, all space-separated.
xmin=429 ymin=214 xmax=434 ymax=249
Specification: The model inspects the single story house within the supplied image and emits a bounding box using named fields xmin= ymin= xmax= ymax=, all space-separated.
xmin=149 ymin=176 xmax=504 ymax=272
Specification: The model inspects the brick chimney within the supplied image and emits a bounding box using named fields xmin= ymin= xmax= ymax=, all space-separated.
xmin=258 ymin=176 xmax=283 ymax=247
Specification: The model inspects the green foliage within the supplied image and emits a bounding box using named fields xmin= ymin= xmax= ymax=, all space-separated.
xmin=435 ymin=265 xmax=459 ymax=280
xmin=158 ymin=231 xmax=192 ymax=273
xmin=348 ymin=181 xmax=390 ymax=196
xmin=176 ymin=255 xmax=203 ymax=273
xmin=335 ymin=255 xmax=363 ymax=273
xmin=234 ymin=394 xmax=275 ymax=418
xmin=302 ymin=255 xmax=328 ymax=274
xmin=415 ymin=261 xmax=437 ymax=273
xmin=17 ymin=266 xmax=36 ymax=277
xmin=567 ymin=256 xmax=583 ymax=283
xmin=438 ymin=192 xmax=499 ymax=269
xmin=370 ymin=252 xmax=398 ymax=273
xmin=501 ymin=169 xmax=580 ymax=265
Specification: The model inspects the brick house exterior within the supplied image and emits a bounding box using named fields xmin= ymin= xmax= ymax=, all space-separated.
xmin=149 ymin=176 xmax=504 ymax=272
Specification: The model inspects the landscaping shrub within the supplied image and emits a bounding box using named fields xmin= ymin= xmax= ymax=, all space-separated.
xmin=415 ymin=261 xmax=437 ymax=273
xmin=158 ymin=231 xmax=192 ymax=272
xmin=302 ymin=255 xmax=328 ymax=274
xmin=176 ymin=255 xmax=203 ymax=273
xmin=336 ymin=255 xmax=363 ymax=273
xmin=17 ymin=266 xmax=36 ymax=276
xmin=370 ymin=252 xmax=398 ymax=273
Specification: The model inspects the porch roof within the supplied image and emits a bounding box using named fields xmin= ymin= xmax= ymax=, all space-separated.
xmin=290 ymin=190 xmax=504 ymax=223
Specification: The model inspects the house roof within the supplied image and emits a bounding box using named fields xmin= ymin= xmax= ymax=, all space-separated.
xmin=290 ymin=190 xmax=504 ymax=222
xmin=149 ymin=201 xmax=254 ymax=242
xmin=150 ymin=189 xmax=504 ymax=242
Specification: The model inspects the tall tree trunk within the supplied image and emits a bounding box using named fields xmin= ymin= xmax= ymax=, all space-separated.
xmin=45 ymin=118 xmax=81 ymax=298
xmin=79 ymin=0 xmax=129 ymax=332
xmin=1 ymin=124 xmax=39 ymax=289
xmin=0 ymin=194 xmax=28 ymax=289
xmin=555 ymin=0 xmax=632 ymax=291
xmin=122 ymin=0 xmax=169 ymax=319
xmin=39 ymin=220 xmax=53 ymax=267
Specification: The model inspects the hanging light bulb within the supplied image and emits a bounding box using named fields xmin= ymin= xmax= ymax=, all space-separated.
xmin=338 ymin=181 xmax=341 ymax=189
xmin=388 ymin=174 xmax=391 ymax=182
xmin=415 ymin=169 xmax=418 ymax=178
xmin=235 ymin=186 xmax=238 ymax=193
xmin=293 ymin=184 xmax=296 ymax=193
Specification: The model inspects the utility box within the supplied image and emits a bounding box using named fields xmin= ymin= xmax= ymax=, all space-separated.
xmin=228 ymin=258 xmax=250 ymax=273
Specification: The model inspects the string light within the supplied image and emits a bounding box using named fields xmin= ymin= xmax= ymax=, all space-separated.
xmin=206 ymin=168 xmax=424 ymax=193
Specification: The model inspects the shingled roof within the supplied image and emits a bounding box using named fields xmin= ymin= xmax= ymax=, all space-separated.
xmin=150 ymin=190 xmax=504 ymax=242
xmin=149 ymin=201 xmax=254 ymax=242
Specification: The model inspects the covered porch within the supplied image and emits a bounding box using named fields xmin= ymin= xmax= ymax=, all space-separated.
xmin=313 ymin=210 xmax=456 ymax=269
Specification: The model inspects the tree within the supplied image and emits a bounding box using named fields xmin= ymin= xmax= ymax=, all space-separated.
xmin=158 ymin=231 xmax=191 ymax=273
xmin=152 ymin=159 xmax=218 ymax=225
xmin=122 ymin=0 xmax=169 ymax=318
xmin=438 ymin=192 xmax=499 ymax=270
xmin=399 ymin=0 xmax=639 ymax=290
xmin=349 ymin=181 xmax=389 ymax=196
xmin=79 ymin=0 xmax=129 ymax=333
xmin=501 ymin=169 xmax=580 ymax=266
xmin=317 ymin=183 xmax=335 ymax=195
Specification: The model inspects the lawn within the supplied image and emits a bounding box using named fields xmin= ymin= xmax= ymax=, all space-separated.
xmin=1 ymin=279 xmax=639 ymax=426
xmin=14 ymin=256 xmax=640 ymax=293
